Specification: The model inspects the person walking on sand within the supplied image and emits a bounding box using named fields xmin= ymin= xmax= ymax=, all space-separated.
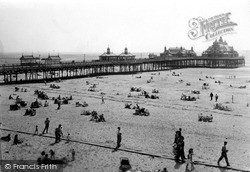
xmin=55 ymin=127 xmax=59 ymax=143
xmin=217 ymin=141 xmax=230 ymax=166
xmin=215 ymin=94 xmax=218 ymax=102
xmin=42 ymin=118 xmax=50 ymax=134
xmin=66 ymin=133 xmax=70 ymax=143
xmin=71 ymin=149 xmax=75 ymax=161
xmin=55 ymin=125 xmax=63 ymax=143
xmin=34 ymin=125 xmax=38 ymax=135
xmin=186 ymin=148 xmax=194 ymax=171
xmin=57 ymin=101 xmax=61 ymax=110
xmin=175 ymin=136 xmax=185 ymax=163
xmin=101 ymin=96 xmax=105 ymax=104
xmin=57 ymin=124 xmax=63 ymax=142
xmin=210 ymin=92 xmax=213 ymax=101
xmin=114 ymin=127 xmax=122 ymax=151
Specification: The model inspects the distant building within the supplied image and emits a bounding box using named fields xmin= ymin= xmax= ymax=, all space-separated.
xmin=20 ymin=54 xmax=40 ymax=65
xmin=202 ymin=37 xmax=239 ymax=57
xmin=99 ymin=47 xmax=118 ymax=61
xmin=42 ymin=54 xmax=61 ymax=65
xmin=148 ymin=53 xmax=157 ymax=59
xmin=159 ymin=46 xmax=196 ymax=58
xmin=99 ymin=47 xmax=136 ymax=61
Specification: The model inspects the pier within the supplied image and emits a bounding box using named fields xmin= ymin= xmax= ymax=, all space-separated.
xmin=0 ymin=56 xmax=245 ymax=85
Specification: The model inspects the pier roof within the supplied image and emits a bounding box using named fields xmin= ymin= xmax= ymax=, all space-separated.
xmin=100 ymin=47 xmax=117 ymax=57
xmin=20 ymin=54 xmax=39 ymax=60
xmin=119 ymin=47 xmax=135 ymax=57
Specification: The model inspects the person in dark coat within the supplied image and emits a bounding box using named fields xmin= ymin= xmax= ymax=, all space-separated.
xmin=175 ymin=136 xmax=185 ymax=163
xmin=210 ymin=92 xmax=214 ymax=101
xmin=55 ymin=127 xmax=60 ymax=143
xmin=215 ymin=94 xmax=219 ymax=102
xmin=42 ymin=118 xmax=50 ymax=134
xmin=55 ymin=124 xmax=63 ymax=143
xmin=217 ymin=141 xmax=230 ymax=166
xmin=114 ymin=127 xmax=122 ymax=151
xmin=34 ymin=125 xmax=38 ymax=135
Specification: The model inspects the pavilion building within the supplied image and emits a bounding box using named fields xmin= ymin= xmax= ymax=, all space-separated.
xmin=20 ymin=54 xmax=40 ymax=65
xmin=42 ymin=54 xmax=61 ymax=65
xmin=99 ymin=47 xmax=136 ymax=61
xmin=99 ymin=47 xmax=118 ymax=61
xmin=118 ymin=47 xmax=136 ymax=60
xmin=202 ymin=37 xmax=239 ymax=57
xmin=159 ymin=46 xmax=196 ymax=58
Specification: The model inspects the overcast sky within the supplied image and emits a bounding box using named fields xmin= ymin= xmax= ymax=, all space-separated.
xmin=0 ymin=0 xmax=250 ymax=53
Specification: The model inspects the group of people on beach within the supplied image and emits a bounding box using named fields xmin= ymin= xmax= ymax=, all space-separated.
xmin=172 ymin=128 xmax=230 ymax=170
xmin=37 ymin=149 xmax=75 ymax=165
xmin=210 ymin=92 xmax=219 ymax=102
xmin=33 ymin=118 xmax=50 ymax=135
xmin=1 ymin=134 xmax=23 ymax=145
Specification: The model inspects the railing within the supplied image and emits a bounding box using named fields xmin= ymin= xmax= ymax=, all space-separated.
xmin=0 ymin=56 xmax=245 ymax=73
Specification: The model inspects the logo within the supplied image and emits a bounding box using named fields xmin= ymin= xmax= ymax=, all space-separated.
xmin=188 ymin=12 xmax=237 ymax=41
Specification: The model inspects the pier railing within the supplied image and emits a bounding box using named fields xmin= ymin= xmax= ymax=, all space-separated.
xmin=0 ymin=56 xmax=245 ymax=72
xmin=0 ymin=56 xmax=245 ymax=84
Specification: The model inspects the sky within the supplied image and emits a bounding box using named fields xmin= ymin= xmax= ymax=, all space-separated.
xmin=0 ymin=0 xmax=250 ymax=54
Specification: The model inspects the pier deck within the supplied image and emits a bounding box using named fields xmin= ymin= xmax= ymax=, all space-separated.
xmin=0 ymin=56 xmax=245 ymax=84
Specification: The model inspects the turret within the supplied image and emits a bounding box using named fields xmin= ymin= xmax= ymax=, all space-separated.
xmin=107 ymin=47 xmax=110 ymax=54
xmin=124 ymin=47 xmax=128 ymax=54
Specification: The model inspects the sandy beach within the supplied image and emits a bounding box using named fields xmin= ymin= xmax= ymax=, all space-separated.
xmin=0 ymin=67 xmax=250 ymax=172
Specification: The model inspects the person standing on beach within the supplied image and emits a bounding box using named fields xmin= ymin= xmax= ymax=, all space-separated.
xmin=186 ymin=148 xmax=194 ymax=171
xmin=55 ymin=125 xmax=63 ymax=143
xmin=34 ymin=125 xmax=39 ymax=135
xmin=215 ymin=94 xmax=218 ymax=102
xmin=217 ymin=141 xmax=230 ymax=166
xmin=55 ymin=127 xmax=59 ymax=143
xmin=71 ymin=149 xmax=75 ymax=161
xmin=34 ymin=125 xmax=38 ymax=135
xmin=175 ymin=136 xmax=185 ymax=163
xmin=57 ymin=101 xmax=61 ymax=110
xmin=42 ymin=118 xmax=50 ymax=134
xmin=101 ymin=96 xmax=105 ymax=104
xmin=210 ymin=92 xmax=213 ymax=101
xmin=66 ymin=133 xmax=70 ymax=143
xmin=58 ymin=124 xmax=63 ymax=142
xmin=114 ymin=127 xmax=122 ymax=150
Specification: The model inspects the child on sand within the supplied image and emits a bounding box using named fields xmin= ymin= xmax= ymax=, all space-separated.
xmin=66 ymin=133 xmax=70 ymax=143
xmin=34 ymin=125 xmax=38 ymax=135
xmin=49 ymin=149 xmax=55 ymax=160
xmin=186 ymin=148 xmax=194 ymax=171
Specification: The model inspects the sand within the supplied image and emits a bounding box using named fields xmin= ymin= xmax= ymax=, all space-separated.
xmin=0 ymin=68 xmax=250 ymax=172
